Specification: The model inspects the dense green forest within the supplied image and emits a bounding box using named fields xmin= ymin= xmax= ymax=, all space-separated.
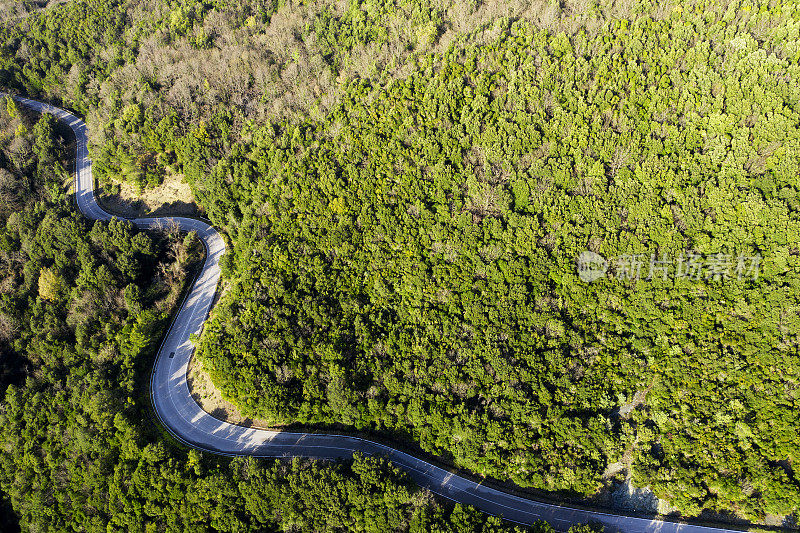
xmin=200 ymin=12 xmax=800 ymax=519
xmin=2 ymin=0 xmax=800 ymax=525
xmin=0 ymin=102 xmax=540 ymax=531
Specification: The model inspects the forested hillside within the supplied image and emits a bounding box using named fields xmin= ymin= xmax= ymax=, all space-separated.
xmin=2 ymin=0 xmax=800 ymax=526
xmin=199 ymin=3 xmax=800 ymax=522
xmin=0 ymin=100 xmax=538 ymax=531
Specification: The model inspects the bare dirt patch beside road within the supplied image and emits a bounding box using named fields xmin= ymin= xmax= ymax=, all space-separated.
xmin=97 ymin=174 xmax=201 ymax=218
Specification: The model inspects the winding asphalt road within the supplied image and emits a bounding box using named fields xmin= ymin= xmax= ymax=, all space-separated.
xmin=7 ymin=94 xmax=749 ymax=533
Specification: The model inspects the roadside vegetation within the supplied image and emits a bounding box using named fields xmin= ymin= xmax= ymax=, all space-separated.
xmin=0 ymin=99 xmax=536 ymax=531
xmin=2 ymin=0 xmax=800 ymax=525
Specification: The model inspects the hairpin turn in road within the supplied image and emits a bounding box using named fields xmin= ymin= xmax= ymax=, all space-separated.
xmin=7 ymin=94 xmax=747 ymax=533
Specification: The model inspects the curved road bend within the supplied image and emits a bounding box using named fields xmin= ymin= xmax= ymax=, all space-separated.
xmin=8 ymin=94 xmax=748 ymax=533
